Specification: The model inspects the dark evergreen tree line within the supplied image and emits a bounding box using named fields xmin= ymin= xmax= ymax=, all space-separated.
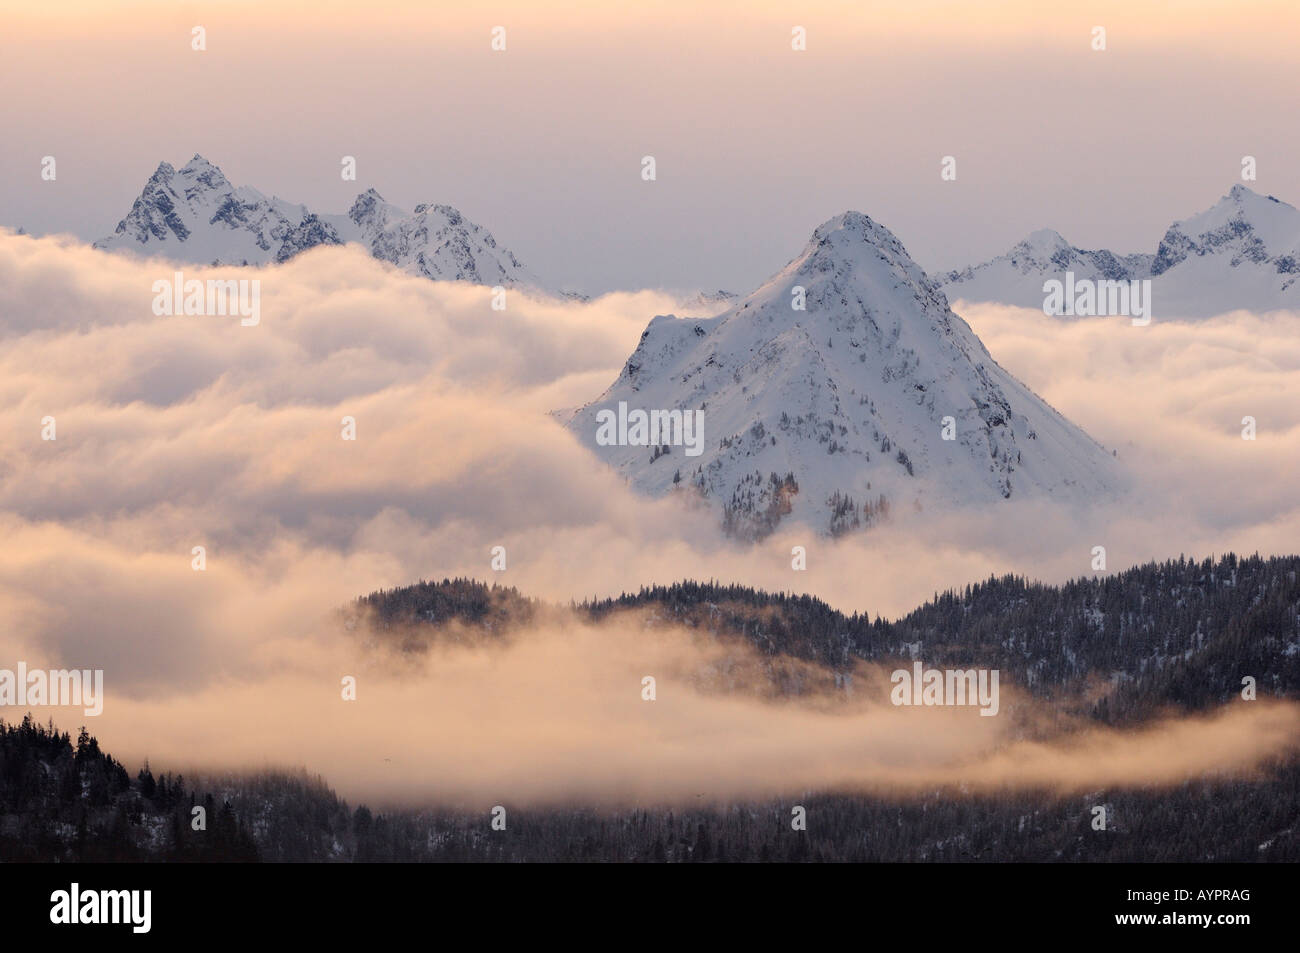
xmin=357 ymin=553 xmax=1300 ymax=720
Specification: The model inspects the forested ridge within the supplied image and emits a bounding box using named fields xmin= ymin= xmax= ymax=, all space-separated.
xmin=4 ymin=715 xmax=1296 ymax=862
xmin=4 ymin=553 xmax=1297 ymax=862
xmin=359 ymin=552 xmax=1300 ymax=720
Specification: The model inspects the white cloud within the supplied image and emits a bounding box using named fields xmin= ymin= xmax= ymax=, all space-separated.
xmin=2 ymin=231 xmax=1297 ymax=803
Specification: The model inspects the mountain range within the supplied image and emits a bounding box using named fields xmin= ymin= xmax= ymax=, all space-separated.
xmin=94 ymin=154 xmax=545 ymax=289
xmin=90 ymin=159 xmax=1298 ymax=320
xmin=941 ymin=185 xmax=1300 ymax=317
xmin=85 ymin=161 xmax=1300 ymax=538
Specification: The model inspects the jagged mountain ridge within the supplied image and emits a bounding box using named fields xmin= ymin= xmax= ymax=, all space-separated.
xmin=942 ymin=185 xmax=1300 ymax=317
xmin=566 ymin=210 xmax=1121 ymax=538
xmin=94 ymin=154 xmax=545 ymax=289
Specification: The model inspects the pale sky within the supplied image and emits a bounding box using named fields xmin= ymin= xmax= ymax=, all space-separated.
xmin=2 ymin=0 xmax=1297 ymax=293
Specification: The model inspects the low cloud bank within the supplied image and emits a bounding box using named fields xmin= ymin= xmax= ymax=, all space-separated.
xmin=1 ymin=231 xmax=1296 ymax=803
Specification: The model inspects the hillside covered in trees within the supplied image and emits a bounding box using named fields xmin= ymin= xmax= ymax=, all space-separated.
xmin=3 ymin=714 xmax=1297 ymax=862
xmin=356 ymin=552 xmax=1300 ymax=721
xmin=0 ymin=717 xmax=258 ymax=862
xmin=5 ymin=553 xmax=1297 ymax=862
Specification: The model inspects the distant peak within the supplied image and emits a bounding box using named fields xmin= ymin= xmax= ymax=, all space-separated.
xmin=348 ymin=188 xmax=388 ymax=224
xmin=1215 ymin=183 xmax=1289 ymax=213
xmin=801 ymin=210 xmax=915 ymax=271
xmin=171 ymin=154 xmax=230 ymax=192
xmin=809 ymin=210 xmax=906 ymax=249
xmin=724 ymin=208 xmax=945 ymax=321
xmin=1174 ymin=182 xmax=1297 ymax=232
xmin=181 ymin=154 xmax=217 ymax=172
xmin=813 ymin=210 xmax=881 ymax=237
xmin=1018 ymin=227 xmax=1070 ymax=248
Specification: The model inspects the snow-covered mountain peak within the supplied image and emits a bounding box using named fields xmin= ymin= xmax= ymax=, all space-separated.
xmin=567 ymin=210 xmax=1121 ymax=539
xmin=95 ymin=155 xmax=304 ymax=265
xmin=348 ymin=187 xmax=389 ymax=223
xmin=1175 ymin=182 xmax=1290 ymax=238
xmin=1012 ymin=228 xmax=1072 ymax=258
xmin=731 ymin=211 xmax=951 ymax=332
xmin=1152 ymin=184 xmax=1300 ymax=277
xmin=363 ymin=200 xmax=530 ymax=284
xmin=810 ymin=209 xmax=898 ymax=246
xmin=942 ymin=185 xmax=1300 ymax=316
xmin=96 ymin=156 xmax=546 ymax=289
xmin=1221 ymin=182 xmax=1286 ymax=210
xmin=802 ymin=211 xmax=924 ymax=278
xmin=178 ymin=152 xmax=224 ymax=178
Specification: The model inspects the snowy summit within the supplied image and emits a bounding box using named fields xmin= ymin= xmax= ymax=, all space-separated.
xmin=942 ymin=185 xmax=1300 ymax=317
xmin=568 ymin=211 xmax=1122 ymax=539
xmin=94 ymin=155 xmax=545 ymax=289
